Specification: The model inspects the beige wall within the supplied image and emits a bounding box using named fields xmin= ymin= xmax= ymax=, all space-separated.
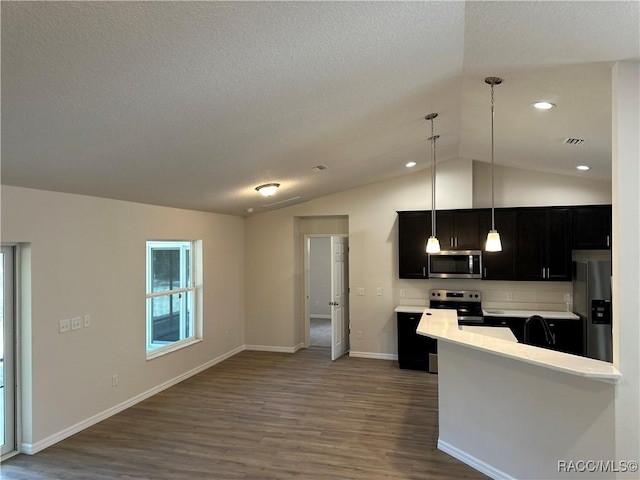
xmin=1 ymin=186 xmax=245 ymax=451
xmin=245 ymin=165 xmax=611 ymax=357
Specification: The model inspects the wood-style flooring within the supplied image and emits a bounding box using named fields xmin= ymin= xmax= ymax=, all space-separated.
xmin=2 ymin=347 xmax=487 ymax=479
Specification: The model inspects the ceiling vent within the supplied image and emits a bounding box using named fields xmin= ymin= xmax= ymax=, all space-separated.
xmin=563 ymin=137 xmax=587 ymax=146
xmin=262 ymin=196 xmax=302 ymax=208
xmin=311 ymin=164 xmax=328 ymax=173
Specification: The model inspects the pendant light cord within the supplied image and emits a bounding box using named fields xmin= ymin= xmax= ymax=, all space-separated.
xmin=490 ymin=82 xmax=496 ymax=231
xmin=430 ymin=118 xmax=437 ymax=237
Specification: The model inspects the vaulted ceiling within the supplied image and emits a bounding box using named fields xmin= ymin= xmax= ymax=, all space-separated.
xmin=2 ymin=2 xmax=638 ymax=215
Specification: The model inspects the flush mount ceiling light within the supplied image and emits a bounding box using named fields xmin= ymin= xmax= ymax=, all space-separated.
xmin=406 ymin=161 xmax=417 ymax=168
xmin=577 ymin=165 xmax=591 ymax=171
xmin=425 ymin=112 xmax=441 ymax=254
xmin=532 ymin=101 xmax=556 ymax=110
xmin=485 ymin=77 xmax=503 ymax=253
xmin=255 ymin=183 xmax=280 ymax=197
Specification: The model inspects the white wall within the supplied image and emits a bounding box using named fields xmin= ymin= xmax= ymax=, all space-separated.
xmin=309 ymin=237 xmax=331 ymax=317
xmin=438 ymin=342 xmax=616 ymax=480
xmin=0 ymin=186 xmax=245 ymax=451
xmin=612 ymin=61 xmax=640 ymax=470
xmin=245 ymin=164 xmax=611 ymax=357
xmin=473 ymin=160 xmax=612 ymax=208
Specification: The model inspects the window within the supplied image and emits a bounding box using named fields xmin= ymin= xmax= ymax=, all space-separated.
xmin=146 ymin=241 xmax=199 ymax=357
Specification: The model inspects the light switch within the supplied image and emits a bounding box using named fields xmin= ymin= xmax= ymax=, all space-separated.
xmin=376 ymin=287 xmax=382 ymax=296
xmin=357 ymin=287 xmax=365 ymax=296
xmin=84 ymin=314 xmax=91 ymax=327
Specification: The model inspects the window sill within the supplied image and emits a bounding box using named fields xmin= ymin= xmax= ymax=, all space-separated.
xmin=146 ymin=338 xmax=202 ymax=360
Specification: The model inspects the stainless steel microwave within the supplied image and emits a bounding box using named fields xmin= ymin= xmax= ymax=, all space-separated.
xmin=428 ymin=250 xmax=483 ymax=279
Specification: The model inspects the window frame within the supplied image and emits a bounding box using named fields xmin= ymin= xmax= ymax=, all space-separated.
xmin=145 ymin=240 xmax=201 ymax=359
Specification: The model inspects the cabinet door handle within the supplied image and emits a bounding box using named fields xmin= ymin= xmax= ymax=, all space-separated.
xmin=606 ymin=235 xmax=610 ymax=247
xmin=455 ymin=237 xmax=459 ymax=247
xmin=484 ymin=267 xmax=487 ymax=278
xmin=450 ymin=237 xmax=454 ymax=248
xmin=542 ymin=267 xmax=546 ymax=279
xmin=423 ymin=266 xmax=426 ymax=277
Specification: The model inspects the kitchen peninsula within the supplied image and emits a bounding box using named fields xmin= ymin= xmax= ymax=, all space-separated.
xmin=417 ymin=308 xmax=621 ymax=479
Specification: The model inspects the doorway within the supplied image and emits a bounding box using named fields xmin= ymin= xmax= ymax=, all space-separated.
xmin=305 ymin=235 xmax=350 ymax=360
xmin=1 ymin=246 xmax=16 ymax=458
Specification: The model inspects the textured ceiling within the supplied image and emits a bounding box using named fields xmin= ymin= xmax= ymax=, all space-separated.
xmin=2 ymin=1 xmax=639 ymax=215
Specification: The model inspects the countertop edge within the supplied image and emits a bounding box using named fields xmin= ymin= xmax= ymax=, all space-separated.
xmin=415 ymin=308 xmax=621 ymax=383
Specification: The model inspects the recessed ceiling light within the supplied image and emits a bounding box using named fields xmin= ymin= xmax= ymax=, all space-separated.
xmin=255 ymin=183 xmax=280 ymax=196
xmin=405 ymin=161 xmax=417 ymax=168
xmin=576 ymin=165 xmax=591 ymax=171
xmin=532 ymin=101 xmax=556 ymax=110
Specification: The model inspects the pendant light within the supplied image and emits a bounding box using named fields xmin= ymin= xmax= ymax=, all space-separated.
xmin=425 ymin=113 xmax=441 ymax=254
xmin=485 ymin=77 xmax=503 ymax=252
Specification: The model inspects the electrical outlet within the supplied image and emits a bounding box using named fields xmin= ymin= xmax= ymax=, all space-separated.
xmin=400 ymin=289 xmax=406 ymax=297
xmin=564 ymin=293 xmax=572 ymax=303
xmin=357 ymin=287 xmax=365 ymax=296
xmin=356 ymin=330 xmax=363 ymax=339
xmin=84 ymin=314 xmax=91 ymax=327
xmin=59 ymin=319 xmax=71 ymax=333
xmin=376 ymin=287 xmax=382 ymax=296
xmin=112 ymin=374 xmax=119 ymax=387
xmin=71 ymin=316 xmax=82 ymax=330
xmin=506 ymin=292 xmax=513 ymax=301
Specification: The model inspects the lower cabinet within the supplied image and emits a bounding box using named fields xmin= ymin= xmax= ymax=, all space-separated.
xmin=396 ymin=312 xmax=436 ymax=372
xmin=484 ymin=316 xmax=583 ymax=356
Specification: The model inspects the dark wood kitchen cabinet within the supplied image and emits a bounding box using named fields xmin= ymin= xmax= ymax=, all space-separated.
xmin=480 ymin=208 xmax=518 ymax=280
xmin=397 ymin=312 xmax=436 ymax=371
xmin=436 ymin=210 xmax=482 ymax=250
xmin=398 ymin=211 xmax=431 ymax=279
xmin=571 ymin=205 xmax=612 ymax=250
xmin=547 ymin=319 xmax=583 ymax=356
xmin=517 ymin=207 xmax=572 ymax=281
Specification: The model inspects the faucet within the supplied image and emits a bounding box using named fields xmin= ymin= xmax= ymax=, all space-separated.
xmin=524 ymin=315 xmax=556 ymax=346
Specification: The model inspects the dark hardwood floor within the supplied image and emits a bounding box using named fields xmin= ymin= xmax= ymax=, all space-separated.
xmin=2 ymin=347 xmax=487 ymax=479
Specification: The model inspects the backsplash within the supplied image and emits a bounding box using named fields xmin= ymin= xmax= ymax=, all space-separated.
xmin=397 ymin=279 xmax=572 ymax=312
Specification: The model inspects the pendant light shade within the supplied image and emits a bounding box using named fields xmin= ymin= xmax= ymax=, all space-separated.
xmin=425 ymin=113 xmax=440 ymax=254
xmin=485 ymin=230 xmax=502 ymax=252
xmin=426 ymin=236 xmax=441 ymax=254
xmin=484 ymin=77 xmax=503 ymax=252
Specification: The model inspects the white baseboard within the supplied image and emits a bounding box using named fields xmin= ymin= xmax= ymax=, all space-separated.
xmin=309 ymin=314 xmax=331 ymax=319
xmin=21 ymin=345 xmax=245 ymax=455
xmin=349 ymin=351 xmax=398 ymax=361
xmin=438 ymin=439 xmax=515 ymax=480
xmin=244 ymin=344 xmax=301 ymax=354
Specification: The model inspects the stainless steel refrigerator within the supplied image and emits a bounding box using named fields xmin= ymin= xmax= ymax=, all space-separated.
xmin=572 ymin=260 xmax=612 ymax=362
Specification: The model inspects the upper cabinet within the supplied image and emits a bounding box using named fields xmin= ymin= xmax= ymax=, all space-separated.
xmin=398 ymin=204 xmax=610 ymax=281
xmin=436 ymin=210 xmax=482 ymax=250
xmin=517 ymin=208 xmax=572 ymax=281
xmin=480 ymin=208 xmax=518 ymax=280
xmin=571 ymin=205 xmax=612 ymax=250
xmin=398 ymin=211 xmax=431 ymax=279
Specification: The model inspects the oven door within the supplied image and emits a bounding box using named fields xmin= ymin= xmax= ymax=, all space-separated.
xmin=428 ymin=250 xmax=482 ymax=279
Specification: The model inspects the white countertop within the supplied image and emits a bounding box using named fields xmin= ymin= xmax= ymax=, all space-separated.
xmin=483 ymin=309 xmax=579 ymax=320
xmin=415 ymin=308 xmax=621 ymax=382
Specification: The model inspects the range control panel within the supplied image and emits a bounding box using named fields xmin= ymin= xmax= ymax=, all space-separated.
xmin=429 ymin=289 xmax=482 ymax=303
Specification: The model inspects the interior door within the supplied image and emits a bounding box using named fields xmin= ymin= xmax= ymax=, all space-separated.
xmin=330 ymin=236 xmax=349 ymax=361
xmin=1 ymin=246 xmax=16 ymax=457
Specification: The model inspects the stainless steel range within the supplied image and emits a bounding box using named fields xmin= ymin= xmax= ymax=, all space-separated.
xmin=429 ymin=289 xmax=484 ymax=324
